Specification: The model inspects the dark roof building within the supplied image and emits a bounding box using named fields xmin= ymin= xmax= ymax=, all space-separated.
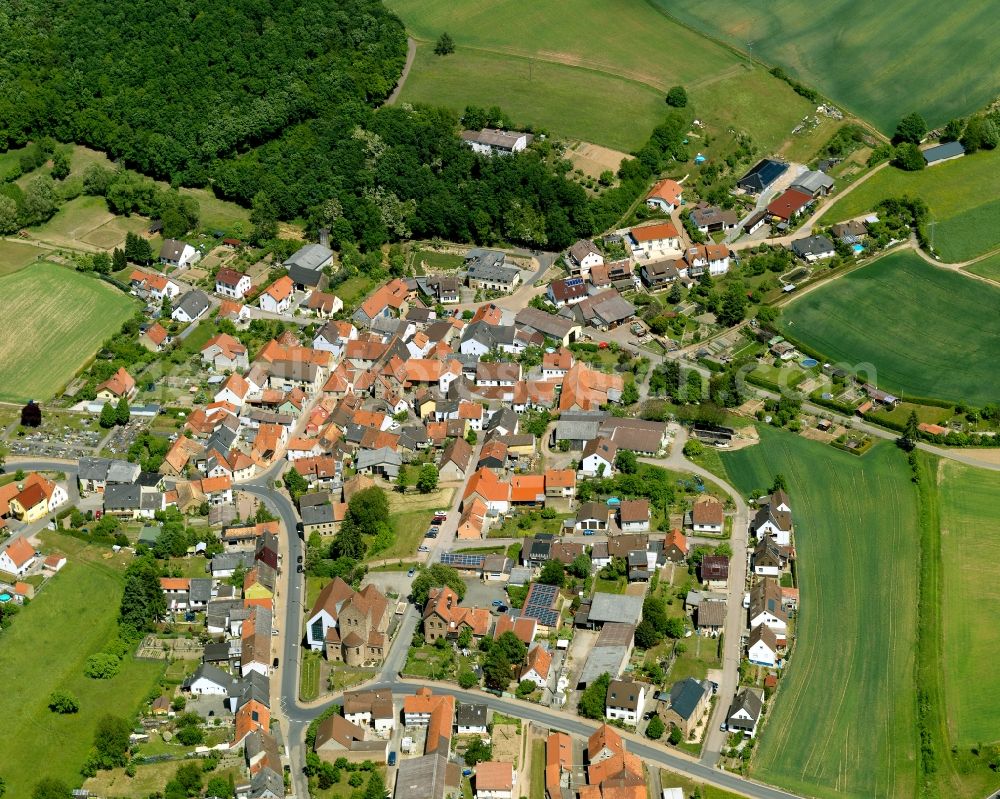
xmin=923 ymin=141 xmax=966 ymax=165
xmin=738 ymin=159 xmax=789 ymax=194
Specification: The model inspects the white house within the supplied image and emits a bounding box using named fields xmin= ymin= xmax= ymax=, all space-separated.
xmin=160 ymin=239 xmax=200 ymax=269
xmin=628 ymin=222 xmax=682 ymax=259
xmin=747 ymin=624 xmax=778 ymax=667
xmin=604 ymin=679 xmax=645 ymax=727
xmin=566 ymin=240 xmax=604 ymax=278
xmin=461 ymin=128 xmax=532 ymax=156
xmin=748 ymin=579 xmax=788 ymax=635
xmin=518 ymin=645 xmax=552 ymax=691
xmin=691 ymin=496 xmax=724 ymax=534
xmin=214 ymin=374 xmax=252 ymax=407
xmin=683 ymin=244 xmax=731 ymax=277
xmin=474 ymin=762 xmax=514 ymax=799
xmin=580 ymin=437 xmax=616 ymax=478
xmin=455 ymin=703 xmax=488 ymax=735
xmin=645 ymin=178 xmax=683 ymax=213
xmin=215 ymin=268 xmax=252 ymax=299
xmin=618 ymin=500 xmax=650 ymax=533
xmin=259 ymin=276 xmax=294 ymax=314
xmin=0 ymin=537 xmax=37 ymax=577
xmin=726 ymin=689 xmax=764 ymax=738
xmin=184 ymin=664 xmax=232 ymax=696
xmin=171 ymin=290 xmax=211 ymax=323
xmin=752 ymin=507 xmax=792 ymax=547
xmin=343 ymin=690 xmax=396 ymax=738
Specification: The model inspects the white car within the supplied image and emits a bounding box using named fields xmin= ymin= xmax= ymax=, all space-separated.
xmin=418 ymin=545 xmax=430 ymax=553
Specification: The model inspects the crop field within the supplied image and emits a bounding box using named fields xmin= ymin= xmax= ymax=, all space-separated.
xmin=655 ymin=0 xmax=1000 ymax=133
xmin=33 ymin=194 xmax=152 ymax=251
xmin=719 ymin=427 xmax=919 ymax=799
xmin=820 ymin=150 xmax=1000 ymax=262
xmin=939 ymin=461 xmax=1000 ymax=747
xmin=1 ymin=533 xmax=163 ymax=798
xmin=964 ymin=251 xmax=1000 ymax=283
xmin=780 ymin=251 xmax=1000 ymax=406
xmin=0 ymin=261 xmax=137 ymax=402
xmin=387 ymin=0 xmax=814 ymax=151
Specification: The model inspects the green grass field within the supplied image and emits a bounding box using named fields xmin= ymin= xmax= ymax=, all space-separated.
xmin=820 ymin=150 xmax=1000 ymax=262
xmin=0 ymin=261 xmax=137 ymax=402
xmin=0 ymin=239 xmax=45 ymax=277
xmin=388 ymin=0 xmax=814 ymax=151
xmin=964 ymin=251 xmax=1000 ymax=282
xmin=1 ymin=533 xmax=163 ymax=798
xmin=780 ymin=251 xmax=1000 ymax=405
xmin=719 ymin=427 xmax=919 ymax=799
xmin=939 ymin=461 xmax=1000 ymax=747
xmin=655 ymin=1 xmax=1000 ymax=133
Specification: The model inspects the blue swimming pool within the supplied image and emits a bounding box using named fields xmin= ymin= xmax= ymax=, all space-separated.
xmin=852 ymin=243 xmax=864 ymax=254
xmin=0 ymin=593 xmax=12 ymax=602
xmin=801 ymin=358 xmax=819 ymax=368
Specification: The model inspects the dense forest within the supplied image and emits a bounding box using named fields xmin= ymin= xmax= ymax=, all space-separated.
xmin=0 ymin=0 xmax=688 ymax=249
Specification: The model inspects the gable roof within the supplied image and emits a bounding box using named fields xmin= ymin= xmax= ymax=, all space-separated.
xmin=175 ymin=290 xmax=210 ymax=319
xmin=646 ymin=178 xmax=683 ymax=206
xmin=629 ymin=222 xmax=679 ymax=243
xmin=2 ymin=536 xmax=35 ymax=568
xmin=668 ymin=677 xmax=709 ymax=720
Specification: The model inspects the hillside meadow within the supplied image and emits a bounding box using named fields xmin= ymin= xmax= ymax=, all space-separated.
xmin=779 ymin=251 xmax=1000 ymax=406
xmin=819 ymin=149 xmax=1000 ymax=262
xmin=655 ymin=0 xmax=1000 ymax=133
xmin=720 ymin=427 xmax=919 ymax=799
xmin=388 ymin=0 xmax=816 ymax=152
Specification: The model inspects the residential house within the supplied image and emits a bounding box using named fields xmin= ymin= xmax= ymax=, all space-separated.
xmin=660 ymin=678 xmax=711 ymax=738
xmin=641 ymin=259 xmax=682 ymax=290
xmin=695 ymin=598 xmax=726 ymax=635
xmin=202 ymin=333 xmax=249 ymax=372
xmin=306 ymin=290 xmax=343 ymax=318
xmin=605 ymin=679 xmax=646 ymax=727
xmin=618 ymin=500 xmax=650 ymax=533
xmin=422 ymin=585 xmax=491 ymax=643
xmin=466 ymin=250 xmax=521 ymax=293
xmin=691 ymin=495 xmax=723 ymax=533
xmin=259 ymin=276 xmax=294 ymax=314
xmin=160 ymin=239 xmax=200 ymax=268
xmin=475 ymin=761 xmax=514 ymax=799
xmin=832 ymin=219 xmax=868 ymax=245
xmin=627 ymin=222 xmax=681 ymax=258
xmin=314 ymin=714 xmax=389 ymax=764
xmin=215 ymin=373 xmax=252 ymax=407
xmin=748 ymin=577 xmax=787 ymax=634
xmin=645 ymin=178 xmax=683 ymax=212
xmin=546 ymin=732 xmax=573 ymax=799
xmin=559 ymin=362 xmax=624 ymax=412
xmin=575 ymin=501 xmax=611 ymax=533
xmin=355 ymin=447 xmax=401 ymax=479
xmin=0 ymin=537 xmax=36 ymax=576
xmin=544 ymin=469 xmax=576 ymax=499
xmin=96 ymin=367 xmax=137 ymax=401
xmin=747 ymin=623 xmax=778 ymax=667
xmin=519 ymin=644 xmax=552 ymax=691
xmin=140 ymin=322 xmax=171 ymax=352
xmin=791 ymin=234 xmax=836 ymax=262
xmin=463 ymin=468 xmax=510 ymax=514
xmin=129 ymin=269 xmax=181 ymax=300
xmin=215 ymin=268 xmax=252 ymax=299
xmin=701 ymin=555 xmax=729 ymax=588
xmin=9 ymin=473 xmax=68 ymax=521
xmin=455 ymin=703 xmax=488 ymax=735
xmin=743 ymin=210 xmax=769 ymax=236
xmin=541 ymin=348 xmax=573 ymax=380
xmin=547 ymin=277 xmax=588 ymax=308
xmin=752 ymin=505 xmax=792 ymax=546
xmin=514 ymin=307 xmax=579 ymax=346
xmin=284 ymin=243 xmax=333 ymax=290
xmin=752 ymin=536 xmax=785 ymax=577
xmin=343 ymin=689 xmax=396 ymax=737
xmin=424 ymin=276 xmax=461 ymax=305
xmin=438 ymin=438 xmax=474 ymax=482
xmin=663 ymin=529 xmax=687 ymax=563
xmin=510 ymin=474 xmax=545 ymax=506
xmin=683 ymin=243 xmax=732 ymax=276
xmin=689 ymin=204 xmax=739 ymax=234
xmin=566 ymin=239 xmax=604 ymax=278
xmin=461 ymin=128 xmax=533 ymax=155
xmin=171 ymin=290 xmax=211 ymax=323
xmin=726 ymin=688 xmax=764 ymax=737
xmin=353 ymin=278 xmax=409 ymax=326
xmin=493 ymin=614 xmax=537 ymax=647
xmin=766 ymin=189 xmax=812 ymax=223
xmin=580 ymin=437 xmax=617 ymax=477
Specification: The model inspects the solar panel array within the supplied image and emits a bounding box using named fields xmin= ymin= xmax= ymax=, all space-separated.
xmin=440 ymin=552 xmax=486 ymax=568
xmin=564 ymin=277 xmax=584 ymax=288
xmin=522 ymin=582 xmax=560 ymax=627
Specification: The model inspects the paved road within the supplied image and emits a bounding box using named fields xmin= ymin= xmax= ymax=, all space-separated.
xmin=641 ymin=425 xmax=750 ymax=763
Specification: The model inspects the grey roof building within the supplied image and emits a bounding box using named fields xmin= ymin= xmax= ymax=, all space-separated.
xmin=577 ymin=621 xmax=635 ymax=687
xmin=173 ymin=290 xmax=210 ymax=322
xmin=790 ymin=170 xmax=834 ymax=197
xmin=791 ymin=235 xmax=836 ymax=261
xmin=514 ymin=307 xmax=578 ymax=342
xmin=727 ymin=688 xmax=764 ymax=735
xmin=586 ymin=592 xmax=644 ymax=626
xmin=923 ymin=140 xmax=966 ymax=165
xmin=465 ymin=251 xmax=520 ymax=287
xmin=394 ymin=753 xmax=458 ymax=799
xmin=189 ymin=578 xmax=214 ymax=606
xmin=104 ymin=483 xmax=141 ymax=511
xmin=284 ymin=243 xmax=333 ymax=288
xmin=667 ymin=677 xmax=712 ymax=722
xmin=738 ymin=159 xmax=789 ymax=194
xmin=107 ymin=460 xmax=141 ymax=484
xmin=77 ymin=456 xmax=110 ymax=484
xmin=553 ymin=411 xmax=606 ymax=447
xmin=355 ymin=446 xmax=402 ymax=478
xmin=455 ymin=703 xmax=488 ymax=730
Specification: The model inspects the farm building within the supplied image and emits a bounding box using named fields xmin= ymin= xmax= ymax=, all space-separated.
xmin=922 ymin=141 xmax=965 ymax=166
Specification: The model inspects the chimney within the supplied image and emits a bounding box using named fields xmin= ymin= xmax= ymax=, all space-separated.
xmin=319 ymin=228 xmax=330 ymax=248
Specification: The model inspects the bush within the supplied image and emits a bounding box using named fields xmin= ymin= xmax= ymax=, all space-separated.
xmin=646 ymin=715 xmax=665 ymax=739
xmin=84 ymin=653 xmax=121 ymax=679
xmin=458 ymin=670 xmax=478 ymax=689
xmin=176 ymin=725 xmax=204 ymax=746
xmin=666 ymin=86 xmax=688 ymax=108
xmin=48 ymin=691 xmax=80 ymax=714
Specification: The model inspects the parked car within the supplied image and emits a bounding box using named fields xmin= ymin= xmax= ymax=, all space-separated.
xmin=273 ymin=657 xmax=280 ymax=668
xmin=388 ymin=751 xmax=397 ymax=767
xmin=583 ymin=530 xmax=595 ymax=536
xmin=418 ymin=545 xmax=430 ymax=553
xmin=297 ymin=564 xmax=304 ymax=573
xmin=296 ymin=554 xmax=303 ymax=563
xmin=407 ymin=568 xmax=415 ymax=577
xmin=429 ymin=526 xmax=440 ymax=533
xmin=496 ymin=604 xmax=508 ymax=613
xmin=491 ymin=599 xmax=504 ymax=607
xmin=434 ymin=510 xmax=448 ymax=518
